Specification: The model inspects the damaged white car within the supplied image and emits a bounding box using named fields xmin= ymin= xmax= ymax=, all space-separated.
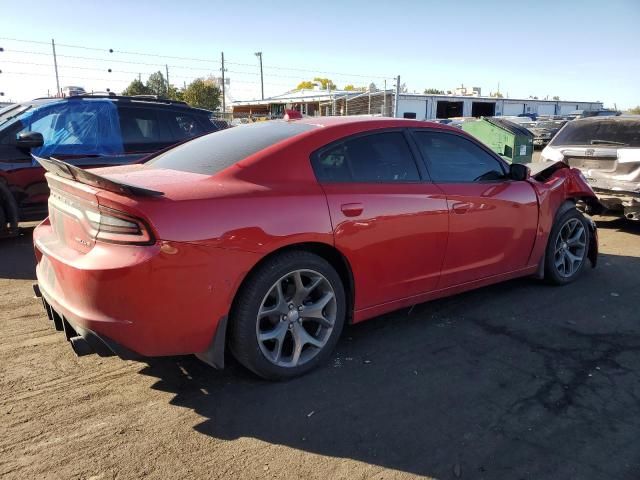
xmin=542 ymin=116 xmax=640 ymax=221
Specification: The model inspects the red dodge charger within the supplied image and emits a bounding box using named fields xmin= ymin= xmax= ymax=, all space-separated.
xmin=33 ymin=117 xmax=600 ymax=379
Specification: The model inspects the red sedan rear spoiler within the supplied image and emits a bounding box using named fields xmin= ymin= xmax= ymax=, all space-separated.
xmin=34 ymin=156 xmax=164 ymax=197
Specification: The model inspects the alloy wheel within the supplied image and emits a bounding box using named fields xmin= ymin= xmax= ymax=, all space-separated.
xmin=553 ymin=218 xmax=587 ymax=278
xmin=256 ymin=269 xmax=337 ymax=368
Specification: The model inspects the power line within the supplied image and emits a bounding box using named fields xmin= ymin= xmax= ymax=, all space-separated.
xmin=1 ymin=36 xmax=394 ymax=79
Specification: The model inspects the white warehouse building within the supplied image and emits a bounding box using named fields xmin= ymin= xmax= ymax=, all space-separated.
xmin=396 ymin=93 xmax=603 ymax=120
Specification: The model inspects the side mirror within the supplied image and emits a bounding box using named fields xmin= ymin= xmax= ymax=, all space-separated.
xmin=509 ymin=163 xmax=530 ymax=181
xmin=16 ymin=131 xmax=44 ymax=150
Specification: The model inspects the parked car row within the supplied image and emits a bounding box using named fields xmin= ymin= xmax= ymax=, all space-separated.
xmin=0 ymin=94 xmax=225 ymax=236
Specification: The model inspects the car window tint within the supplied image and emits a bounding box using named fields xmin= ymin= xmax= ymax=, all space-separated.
xmin=147 ymin=121 xmax=316 ymax=175
xmin=313 ymin=131 xmax=420 ymax=183
xmin=551 ymin=118 xmax=640 ymax=147
xmin=414 ymin=131 xmax=505 ymax=182
xmin=160 ymin=110 xmax=212 ymax=141
xmin=118 ymin=106 xmax=175 ymax=152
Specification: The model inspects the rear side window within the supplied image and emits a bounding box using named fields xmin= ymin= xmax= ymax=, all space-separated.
xmin=117 ymin=106 xmax=175 ymax=153
xmin=413 ymin=131 xmax=506 ymax=182
xmin=551 ymin=119 xmax=640 ymax=147
xmin=312 ymin=131 xmax=420 ymax=183
xmin=146 ymin=121 xmax=316 ymax=175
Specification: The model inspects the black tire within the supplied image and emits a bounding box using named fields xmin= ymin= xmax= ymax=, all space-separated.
xmin=230 ymin=250 xmax=346 ymax=380
xmin=544 ymin=208 xmax=591 ymax=285
xmin=0 ymin=203 xmax=6 ymax=233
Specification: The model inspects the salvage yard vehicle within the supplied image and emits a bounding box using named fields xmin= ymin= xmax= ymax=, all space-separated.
xmin=528 ymin=120 xmax=567 ymax=148
xmin=0 ymin=95 xmax=222 ymax=237
xmin=542 ymin=116 xmax=640 ymax=220
xmin=33 ymin=117 xmax=600 ymax=380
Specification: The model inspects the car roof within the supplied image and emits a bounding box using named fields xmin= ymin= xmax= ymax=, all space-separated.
xmin=21 ymin=95 xmax=213 ymax=114
xmin=294 ymin=115 xmax=460 ymax=132
xmin=571 ymin=115 xmax=639 ymax=124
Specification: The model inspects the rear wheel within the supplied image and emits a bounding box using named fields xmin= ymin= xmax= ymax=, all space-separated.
xmin=544 ymin=208 xmax=590 ymax=285
xmin=230 ymin=251 xmax=346 ymax=380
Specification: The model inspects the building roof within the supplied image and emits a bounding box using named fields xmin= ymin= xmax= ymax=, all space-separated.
xmin=233 ymin=88 xmax=376 ymax=106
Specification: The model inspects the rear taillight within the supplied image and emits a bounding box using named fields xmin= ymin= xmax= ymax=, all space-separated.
xmin=49 ymin=189 xmax=154 ymax=245
xmin=86 ymin=206 xmax=153 ymax=245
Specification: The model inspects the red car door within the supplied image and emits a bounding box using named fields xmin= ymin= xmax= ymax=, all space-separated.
xmin=411 ymin=129 xmax=538 ymax=288
xmin=311 ymin=130 xmax=449 ymax=311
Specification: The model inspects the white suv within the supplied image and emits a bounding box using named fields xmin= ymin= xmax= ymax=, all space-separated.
xmin=541 ymin=116 xmax=640 ymax=221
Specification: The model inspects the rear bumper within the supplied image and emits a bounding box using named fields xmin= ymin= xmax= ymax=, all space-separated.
xmin=34 ymin=283 xmax=139 ymax=359
xmin=593 ymin=189 xmax=640 ymax=220
xmin=33 ymin=220 xmax=260 ymax=358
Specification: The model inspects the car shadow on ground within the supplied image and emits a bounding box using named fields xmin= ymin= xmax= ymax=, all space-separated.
xmin=0 ymin=227 xmax=36 ymax=280
xmin=594 ymin=215 xmax=640 ymax=234
xmin=139 ymin=253 xmax=640 ymax=480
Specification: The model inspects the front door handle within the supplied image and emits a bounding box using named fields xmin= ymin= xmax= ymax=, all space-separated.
xmin=341 ymin=203 xmax=364 ymax=217
xmin=452 ymin=201 xmax=472 ymax=214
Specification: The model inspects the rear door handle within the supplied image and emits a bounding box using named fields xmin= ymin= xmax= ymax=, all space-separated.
xmin=452 ymin=202 xmax=472 ymax=214
xmin=341 ymin=203 xmax=364 ymax=217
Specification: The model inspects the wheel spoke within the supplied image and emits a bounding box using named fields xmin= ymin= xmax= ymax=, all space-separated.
xmin=259 ymin=280 xmax=287 ymax=318
xmin=258 ymin=322 xmax=288 ymax=362
xmin=291 ymin=272 xmax=323 ymax=305
xmin=302 ymin=291 xmax=335 ymax=327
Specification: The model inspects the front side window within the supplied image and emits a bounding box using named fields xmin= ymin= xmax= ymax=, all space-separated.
xmin=0 ymin=99 xmax=122 ymax=157
xmin=413 ymin=131 xmax=506 ymax=182
xmin=312 ymin=131 xmax=421 ymax=183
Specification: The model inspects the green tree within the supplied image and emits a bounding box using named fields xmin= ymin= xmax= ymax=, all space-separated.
xmin=146 ymin=71 xmax=168 ymax=97
xmin=423 ymin=88 xmax=445 ymax=94
xmin=121 ymin=78 xmax=151 ymax=96
xmin=553 ymin=96 xmax=560 ymax=101
xmin=167 ymin=85 xmax=184 ymax=101
xmin=296 ymin=80 xmax=315 ymax=90
xmin=490 ymin=91 xmax=504 ymax=98
xmin=313 ymin=77 xmax=336 ymax=90
xmin=343 ymin=84 xmax=366 ymax=91
xmin=628 ymin=106 xmax=640 ymax=114
xmin=183 ymin=78 xmax=221 ymax=110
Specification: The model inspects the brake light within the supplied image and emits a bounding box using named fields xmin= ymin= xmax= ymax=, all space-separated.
xmin=85 ymin=206 xmax=153 ymax=245
xmin=49 ymin=189 xmax=154 ymax=245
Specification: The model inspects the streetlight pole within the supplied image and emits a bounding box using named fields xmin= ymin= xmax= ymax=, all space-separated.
xmin=255 ymin=52 xmax=264 ymax=100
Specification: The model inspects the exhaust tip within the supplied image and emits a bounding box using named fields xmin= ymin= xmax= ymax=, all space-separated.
xmin=69 ymin=336 xmax=94 ymax=356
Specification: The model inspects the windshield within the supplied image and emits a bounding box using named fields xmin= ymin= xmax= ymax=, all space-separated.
xmin=146 ymin=121 xmax=317 ymax=175
xmin=550 ymin=119 xmax=640 ymax=147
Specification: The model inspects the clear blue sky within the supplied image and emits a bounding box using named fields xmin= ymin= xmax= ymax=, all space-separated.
xmin=1 ymin=0 xmax=638 ymax=108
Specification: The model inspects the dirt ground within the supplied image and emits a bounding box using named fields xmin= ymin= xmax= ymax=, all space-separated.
xmin=1 ymin=216 xmax=639 ymax=480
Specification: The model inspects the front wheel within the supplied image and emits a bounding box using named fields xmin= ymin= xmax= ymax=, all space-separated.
xmin=544 ymin=208 xmax=590 ymax=285
xmin=230 ymin=251 xmax=346 ymax=380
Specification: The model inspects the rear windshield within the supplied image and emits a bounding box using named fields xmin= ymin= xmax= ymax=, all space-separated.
xmin=146 ymin=121 xmax=316 ymax=175
xmin=551 ymin=118 xmax=640 ymax=147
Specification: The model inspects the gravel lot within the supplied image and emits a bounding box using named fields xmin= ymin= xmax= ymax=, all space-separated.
xmin=1 ymin=216 xmax=639 ymax=480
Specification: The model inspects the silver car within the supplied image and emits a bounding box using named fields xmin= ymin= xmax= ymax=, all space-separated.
xmin=541 ymin=116 xmax=640 ymax=220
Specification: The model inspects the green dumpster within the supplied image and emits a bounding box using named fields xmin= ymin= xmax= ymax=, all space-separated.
xmin=462 ymin=117 xmax=534 ymax=163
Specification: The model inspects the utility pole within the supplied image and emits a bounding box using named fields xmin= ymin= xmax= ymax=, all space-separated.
xmin=221 ymin=52 xmax=226 ymax=114
xmin=255 ymin=52 xmax=264 ymax=100
xmin=51 ymin=39 xmax=60 ymax=97
xmin=165 ymin=64 xmax=170 ymax=92
xmin=383 ymin=79 xmax=387 ymax=116
xmin=138 ymin=73 xmax=141 ymax=82
xmin=394 ymin=75 xmax=400 ymax=118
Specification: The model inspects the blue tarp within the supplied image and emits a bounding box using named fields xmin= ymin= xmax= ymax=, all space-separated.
xmin=16 ymin=99 xmax=124 ymax=161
